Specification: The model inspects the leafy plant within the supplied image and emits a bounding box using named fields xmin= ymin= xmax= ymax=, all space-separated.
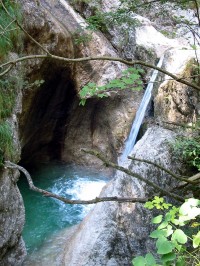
xmin=172 ymin=137 xmax=200 ymax=171
xmin=86 ymin=11 xmax=107 ymax=31
xmin=132 ymin=197 xmax=200 ymax=266
xmin=0 ymin=0 xmax=23 ymax=58
xmin=72 ymin=28 xmax=93 ymax=45
xmin=0 ymin=74 xmax=24 ymax=121
xmin=79 ymin=67 xmax=144 ymax=105
xmin=0 ymin=121 xmax=13 ymax=166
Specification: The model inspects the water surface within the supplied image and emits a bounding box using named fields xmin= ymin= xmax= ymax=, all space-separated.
xmin=18 ymin=163 xmax=108 ymax=254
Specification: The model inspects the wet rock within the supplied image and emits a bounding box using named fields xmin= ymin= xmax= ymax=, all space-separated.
xmin=62 ymin=126 xmax=182 ymax=266
xmin=0 ymin=169 xmax=26 ymax=265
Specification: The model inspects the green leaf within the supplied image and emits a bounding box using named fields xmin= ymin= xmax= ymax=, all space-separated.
xmin=152 ymin=215 xmax=163 ymax=224
xmin=176 ymin=256 xmax=186 ymax=266
xmin=132 ymin=256 xmax=146 ymax=266
xmin=162 ymin=203 xmax=172 ymax=209
xmin=158 ymin=221 xmax=168 ymax=229
xmin=193 ymin=231 xmax=200 ymax=248
xmin=150 ymin=229 xmax=166 ymax=239
xmin=161 ymin=252 xmax=176 ymax=263
xmin=172 ymin=229 xmax=187 ymax=244
xmin=79 ymin=99 xmax=86 ymax=106
xmin=144 ymin=201 xmax=154 ymax=209
xmin=145 ymin=253 xmax=156 ymax=266
xmin=122 ymin=78 xmax=134 ymax=85
xmin=163 ymin=225 xmax=173 ymax=237
xmin=156 ymin=236 xmax=174 ymax=254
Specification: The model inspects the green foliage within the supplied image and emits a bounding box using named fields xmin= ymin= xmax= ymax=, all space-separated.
xmin=0 ymin=0 xmax=23 ymax=58
xmin=86 ymin=11 xmax=107 ymax=31
xmin=132 ymin=197 xmax=200 ymax=266
xmin=0 ymin=121 xmax=13 ymax=166
xmin=172 ymin=136 xmax=200 ymax=171
xmin=72 ymin=28 xmax=93 ymax=45
xmin=132 ymin=253 xmax=156 ymax=266
xmin=86 ymin=8 xmax=140 ymax=31
xmin=79 ymin=67 xmax=144 ymax=105
xmin=144 ymin=196 xmax=172 ymax=210
xmin=0 ymin=75 xmax=20 ymax=165
xmin=0 ymin=76 xmax=18 ymax=121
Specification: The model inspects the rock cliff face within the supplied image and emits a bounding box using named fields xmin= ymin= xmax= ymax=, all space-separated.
xmin=0 ymin=169 xmax=26 ymax=266
xmin=1 ymin=0 xmax=142 ymax=263
xmin=60 ymin=48 xmax=200 ymax=265
xmin=155 ymin=49 xmax=200 ymax=125
xmin=0 ymin=81 xmax=26 ymax=265
xmin=62 ymin=126 xmax=181 ymax=266
xmin=1 ymin=0 xmax=200 ymax=265
xmin=19 ymin=0 xmax=143 ymax=170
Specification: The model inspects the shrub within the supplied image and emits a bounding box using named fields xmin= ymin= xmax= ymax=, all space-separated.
xmin=172 ymin=137 xmax=200 ymax=171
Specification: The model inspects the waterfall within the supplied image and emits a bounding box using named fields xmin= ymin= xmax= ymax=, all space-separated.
xmin=119 ymin=55 xmax=165 ymax=163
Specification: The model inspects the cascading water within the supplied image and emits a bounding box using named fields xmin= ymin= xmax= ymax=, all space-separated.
xmin=119 ymin=55 xmax=165 ymax=163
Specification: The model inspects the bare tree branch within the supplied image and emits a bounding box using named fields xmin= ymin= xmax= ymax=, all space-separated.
xmin=1 ymin=53 xmax=200 ymax=92
xmin=163 ymin=120 xmax=200 ymax=130
xmin=176 ymin=172 xmax=200 ymax=189
xmin=0 ymin=64 xmax=14 ymax=76
xmin=1 ymin=0 xmax=200 ymax=96
xmin=4 ymin=161 xmax=149 ymax=204
xmin=128 ymin=156 xmax=197 ymax=184
xmin=82 ymin=149 xmax=185 ymax=202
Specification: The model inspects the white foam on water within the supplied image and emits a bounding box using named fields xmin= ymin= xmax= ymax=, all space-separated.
xmin=50 ymin=177 xmax=107 ymax=221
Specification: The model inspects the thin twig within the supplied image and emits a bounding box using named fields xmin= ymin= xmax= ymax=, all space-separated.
xmin=176 ymin=172 xmax=200 ymax=189
xmin=0 ymin=64 xmax=14 ymax=76
xmin=82 ymin=149 xmax=185 ymax=202
xmin=128 ymin=156 xmax=197 ymax=184
xmin=163 ymin=120 xmax=200 ymax=130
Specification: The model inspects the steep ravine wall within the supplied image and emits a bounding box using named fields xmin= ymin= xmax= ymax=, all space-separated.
xmin=18 ymin=0 xmax=143 ymax=170
xmin=61 ymin=49 xmax=200 ymax=266
xmin=1 ymin=0 xmax=200 ymax=265
xmin=0 ymin=84 xmax=26 ymax=265
xmin=61 ymin=52 xmax=200 ymax=266
xmin=1 ymin=0 xmax=142 ymax=264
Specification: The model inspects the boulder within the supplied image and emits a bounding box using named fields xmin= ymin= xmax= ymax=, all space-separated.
xmin=62 ymin=126 xmax=182 ymax=266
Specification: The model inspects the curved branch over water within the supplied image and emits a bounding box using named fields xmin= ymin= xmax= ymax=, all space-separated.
xmin=4 ymin=161 xmax=149 ymax=204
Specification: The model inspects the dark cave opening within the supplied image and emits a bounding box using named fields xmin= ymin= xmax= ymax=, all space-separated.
xmin=20 ymin=65 xmax=77 ymax=170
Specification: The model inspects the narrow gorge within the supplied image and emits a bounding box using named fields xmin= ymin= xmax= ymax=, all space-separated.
xmin=0 ymin=0 xmax=200 ymax=265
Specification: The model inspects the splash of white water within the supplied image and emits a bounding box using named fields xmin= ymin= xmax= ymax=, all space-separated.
xmin=51 ymin=177 xmax=107 ymax=221
xmin=119 ymin=55 xmax=165 ymax=163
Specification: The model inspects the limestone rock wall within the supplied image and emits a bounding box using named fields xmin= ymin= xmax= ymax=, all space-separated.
xmin=62 ymin=126 xmax=182 ymax=266
xmin=1 ymin=0 xmax=200 ymax=265
xmin=0 ymin=169 xmax=26 ymax=266
xmin=154 ymin=49 xmax=200 ymax=126
xmin=18 ymin=0 xmax=143 ymax=169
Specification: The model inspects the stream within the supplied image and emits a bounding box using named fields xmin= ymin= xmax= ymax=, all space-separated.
xmin=18 ymin=163 xmax=108 ymax=262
